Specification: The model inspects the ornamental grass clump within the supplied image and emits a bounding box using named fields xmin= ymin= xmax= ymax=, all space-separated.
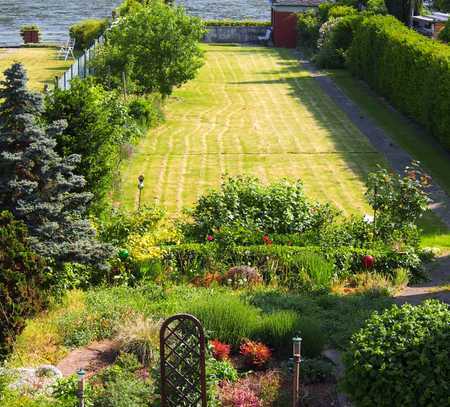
xmin=343 ymin=300 xmax=450 ymax=407
xmin=188 ymin=296 xmax=261 ymax=348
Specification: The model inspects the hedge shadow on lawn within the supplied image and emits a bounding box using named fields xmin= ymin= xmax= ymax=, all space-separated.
xmin=228 ymin=48 xmax=382 ymax=191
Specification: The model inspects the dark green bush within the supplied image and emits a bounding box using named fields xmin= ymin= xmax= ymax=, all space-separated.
xmin=438 ymin=20 xmax=450 ymax=43
xmin=315 ymin=15 xmax=361 ymax=68
xmin=347 ymin=15 xmax=450 ymax=149
xmin=45 ymin=78 xmax=139 ymax=211
xmin=0 ymin=211 xmax=51 ymax=357
xmin=204 ymin=20 xmax=270 ymax=27
xmin=69 ymin=18 xmax=109 ymax=51
xmin=127 ymin=95 xmax=163 ymax=130
xmin=343 ymin=300 xmax=450 ymax=406
xmin=297 ymin=11 xmax=321 ymax=48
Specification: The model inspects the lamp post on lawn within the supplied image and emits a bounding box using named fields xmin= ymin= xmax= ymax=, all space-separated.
xmin=137 ymin=174 xmax=144 ymax=211
xmin=292 ymin=336 xmax=302 ymax=407
xmin=77 ymin=369 xmax=86 ymax=407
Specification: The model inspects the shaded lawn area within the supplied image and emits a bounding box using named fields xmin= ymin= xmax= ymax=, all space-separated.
xmin=116 ymin=44 xmax=383 ymax=216
xmin=329 ymin=69 xmax=450 ymax=249
xmin=0 ymin=47 xmax=70 ymax=91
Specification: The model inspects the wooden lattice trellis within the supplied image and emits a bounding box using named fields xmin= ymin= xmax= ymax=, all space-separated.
xmin=160 ymin=314 xmax=207 ymax=407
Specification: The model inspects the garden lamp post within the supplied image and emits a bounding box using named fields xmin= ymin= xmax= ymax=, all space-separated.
xmin=137 ymin=174 xmax=144 ymax=211
xmin=292 ymin=336 xmax=302 ymax=407
xmin=77 ymin=369 xmax=86 ymax=407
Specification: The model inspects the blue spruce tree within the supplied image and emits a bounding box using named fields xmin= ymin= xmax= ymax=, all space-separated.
xmin=0 ymin=63 xmax=111 ymax=267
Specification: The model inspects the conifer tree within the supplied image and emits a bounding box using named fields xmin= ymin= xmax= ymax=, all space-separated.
xmin=0 ymin=63 xmax=111 ymax=267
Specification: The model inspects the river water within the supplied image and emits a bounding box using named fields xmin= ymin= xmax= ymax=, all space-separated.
xmin=0 ymin=0 xmax=270 ymax=46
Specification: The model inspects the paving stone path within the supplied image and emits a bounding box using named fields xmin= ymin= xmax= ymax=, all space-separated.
xmin=297 ymin=54 xmax=450 ymax=229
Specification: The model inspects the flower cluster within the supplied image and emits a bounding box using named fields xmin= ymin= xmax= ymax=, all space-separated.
xmin=210 ymin=339 xmax=231 ymax=361
xmin=240 ymin=340 xmax=272 ymax=369
xmin=225 ymin=266 xmax=262 ymax=288
xmin=262 ymin=234 xmax=273 ymax=245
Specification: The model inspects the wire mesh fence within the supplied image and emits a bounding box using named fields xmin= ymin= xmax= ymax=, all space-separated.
xmin=56 ymin=35 xmax=105 ymax=90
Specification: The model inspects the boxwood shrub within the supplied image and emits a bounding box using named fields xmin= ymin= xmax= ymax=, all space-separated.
xmin=343 ymin=300 xmax=450 ymax=406
xmin=347 ymin=15 xmax=450 ymax=149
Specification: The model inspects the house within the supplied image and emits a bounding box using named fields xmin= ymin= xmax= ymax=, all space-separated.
xmin=271 ymin=0 xmax=324 ymax=48
xmin=412 ymin=12 xmax=449 ymax=38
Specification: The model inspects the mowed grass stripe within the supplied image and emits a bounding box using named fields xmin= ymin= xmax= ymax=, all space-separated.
xmin=116 ymin=45 xmax=384 ymax=214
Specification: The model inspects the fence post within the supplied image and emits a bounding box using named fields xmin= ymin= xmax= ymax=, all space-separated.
xmin=63 ymin=71 xmax=67 ymax=90
xmin=84 ymin=54 xmax=87 ymax=78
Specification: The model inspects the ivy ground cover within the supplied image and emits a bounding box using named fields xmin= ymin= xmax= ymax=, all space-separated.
xmin=116 ymin=44 xmax=382 ymax=215
xmin=0 ymin=47 xmax=70 ymax=91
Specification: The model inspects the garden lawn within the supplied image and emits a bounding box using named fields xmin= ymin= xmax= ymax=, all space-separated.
xmin=116 ymin=44 xmax=383 ymax=215
xmin=0 ymin=47 xmax=70 ymax=91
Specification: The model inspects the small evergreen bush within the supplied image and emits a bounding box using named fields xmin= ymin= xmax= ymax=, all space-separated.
xmin=343 ymin=300 xmax=450 ymax=406
xmin=0 ymin=212 xmax=51 ymax=357
xmin=297 ymin=11 xmax=321 ymax=48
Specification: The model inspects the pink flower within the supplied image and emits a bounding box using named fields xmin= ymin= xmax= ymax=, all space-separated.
xmin=207 ymin=235 xmax=214 ymax=242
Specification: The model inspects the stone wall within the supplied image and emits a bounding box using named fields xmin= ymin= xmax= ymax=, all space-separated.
xmin=203 ymin=26 xmax=270 ymax=44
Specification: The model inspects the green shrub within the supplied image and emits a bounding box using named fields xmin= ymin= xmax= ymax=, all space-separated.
xmin=0 ymin=212 xmax=52 ymax=358
xmin=188 ymin=295 xmax=261 ymax=348
xmin=328 ymin=5 xmax=357 ymax=19
xmin=347 ymin=15 xmax=450 ymax=149
xmin=297 ymin=11 xmax=321 ymax=48
xmin=127 ymin=95 xmax=163 ymax=131
xmin=44 ymin=78 xmax=139 ymax=211
xmin=438 ymin=20 xmax=450 ymax=43
xmin=255 ymin=311 xmax=301 ymax=355
xmin=69 ymin=18 xmax=109 ymax=51
xmin=434 ymin=0 xmax=450 ymax=12
xmin=343 ymin=300 xmax=450 ymax=406
xmin=301 ymin=357 xmax=335 ymax=384
xmin=187 ymin=176 xmax=337 ymax=240
xmin=315 ymin=15 xmax=361 ymax=68
xmin=288 ymin=252 xmax=335 ymax=290
xmin=204 ymin=20 xmax=270 ymax=27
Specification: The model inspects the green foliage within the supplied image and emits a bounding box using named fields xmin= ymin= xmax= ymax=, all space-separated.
xmin=44 ymin=78 xmax=139 ymax=211
xmin=366 ymin=163 xmax=431 ymax=244
xmin=189 ymin=295 xmax=261 ymax=347
xmin=347 ymin=15 xmax=450 ymax=149
xmin=92 ymin=355 xmax=153 ymax=407
xmin=385 ymin=0 xmax=423 ymax=23
xmin=97 ymin=205 xmax=165 ymax=247
xmin=365 ymin=0 xmax=388 ymax=15
xmin=343 ymin=300 xmax=450 ymax=406
xmin=297 ymin=11 xmax=321 ymax=48
xmin=207 ymin=359 xmax=239 ymax=383
xmin=301 ymin=358 xmax=335 ymax=384
xmin=127 ymin=95 xmax=163 ymax=131
xmin=438 ymin=19 xmax=450 ymax=43
xmin=187 ymin=176 xmax=337 ymax=240
xmin=92 ymin=0 xmax=205 ymax=96
xmin=434 ymin=0 xmax=450 ymax=12
xmin=0 ymin=64 xmax=110 ymax=267
xmin=204 ymin=20 xmax=271 ymax=27
xmin=69 ymin=19 xmax=109 ymax=51
xmin=315 ymin=15 xmax=361 ymax=68
xmin=0 ymin=213 xmax=51 ymax=357
xmin=328 ymin=5 xmax=358 ymax=19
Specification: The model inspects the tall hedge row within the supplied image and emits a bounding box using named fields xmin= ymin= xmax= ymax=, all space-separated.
xmin=347 ymin=15 xmax=450 ymax=149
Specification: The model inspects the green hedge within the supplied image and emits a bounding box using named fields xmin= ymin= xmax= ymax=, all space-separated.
xmin=159 ymin=243 xmax=421 ymax=282
xmin=69 ymin=18 xmax=109 ymax=51
xmin=347 ymin=15 xmax=450 ymax=149
xmin=204 ymin=20 xmax=271 ymax=27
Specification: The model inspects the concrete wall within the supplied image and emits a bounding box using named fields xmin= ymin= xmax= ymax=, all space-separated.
xmin=203 ymin=26 xmax=270 ymax=44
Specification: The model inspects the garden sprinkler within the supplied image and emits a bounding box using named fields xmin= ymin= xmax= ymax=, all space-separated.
xmin=137 ymin=175 xmax=145 ymax=211
xmin=292 ymin=336 xmax=302 ymax=407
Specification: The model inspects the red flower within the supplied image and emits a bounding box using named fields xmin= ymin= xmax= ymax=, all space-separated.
xmin=210 ymin=339 xmax=231 ymax=360
xmin=240 ymin=340 xmax=271 ymax=368
xmin=207 ymin=235 xmax=214 ymax=242
xmin=262 ymin=235 xmax=272 ymax=245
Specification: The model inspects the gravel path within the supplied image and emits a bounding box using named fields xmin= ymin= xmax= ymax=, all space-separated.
xmin=297 ymin=54 xmax=450 ymax=229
